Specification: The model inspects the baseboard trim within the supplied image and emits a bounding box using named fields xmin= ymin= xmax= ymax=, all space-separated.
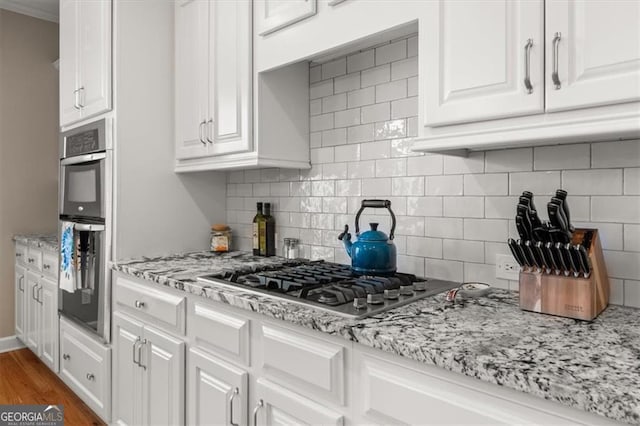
xmin=0 ymin=335 xmax=25 ymax=353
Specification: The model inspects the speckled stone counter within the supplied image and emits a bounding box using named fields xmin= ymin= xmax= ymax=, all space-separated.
xmin=112 ymin=251 xmax=640 ymax=424
xmin=13 ymin=234 xmax=58 ymax=252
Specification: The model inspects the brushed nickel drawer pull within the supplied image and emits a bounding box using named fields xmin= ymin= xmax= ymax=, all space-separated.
xmin=63 ymin=353 xmax=70 ymax=361
xmin=552 ymin=32 xmax=562 ymax=89
xmin=134 ymin=300 xmax=145 ymax=308
xmin=86 ymin=373 xmax=95 ymax=381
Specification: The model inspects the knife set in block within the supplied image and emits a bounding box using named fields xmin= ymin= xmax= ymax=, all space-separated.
xmin=517 ymin=228 xmax=609 ymax=321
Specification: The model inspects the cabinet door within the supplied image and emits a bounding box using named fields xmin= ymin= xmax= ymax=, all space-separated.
xmin=39 ymin=277 xmax=58 ymax=373
xmin=256 ymin=0 xmax=318 ymax=36
xmin=77 ymin=0 xmax=112 ymax=119
xmin=175 ymin=0 xmax=209 ymax=160
xmin=208 ymin=0 xmax=252 ymax=156
xmin=113 ymin=312 xmax=144 ymax=426
xmin=25 ymin=272 xmax=40 ymax=354
xmin=142 ymin=325 xmax=185 ymax=426
xmin=187 ymin=347 xmax=248 ymax=426
xmin=255 ymin=379 xmax=344 ymax=426
xmin=545 ymin=0 xmax=640 ymax=112
xmin=59 ymin=0 xmax=81 ymax=126
xmin=422 ymin=0 xmax=544 ymax=126
xmin=14 ymin=264 xmax=26 ymax=342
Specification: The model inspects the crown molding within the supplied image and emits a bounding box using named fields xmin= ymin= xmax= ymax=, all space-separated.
xmin=0 ymin=0 xmax=59 ymax=23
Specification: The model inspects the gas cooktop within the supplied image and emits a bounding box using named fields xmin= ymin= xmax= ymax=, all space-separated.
xmin=197 ymin=259 xmax=459 ymax=319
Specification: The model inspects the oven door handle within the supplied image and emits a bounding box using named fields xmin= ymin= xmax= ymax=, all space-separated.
xmin=72 ymin=223 xmax=105 ymax=232
xmin=60 ymin=152 xmax=106 ymax=165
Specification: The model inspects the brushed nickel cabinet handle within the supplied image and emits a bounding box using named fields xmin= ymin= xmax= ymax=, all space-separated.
xmin=86 ymin=373 xmax=95 ymax=381
xmin=43 ymin=264 xmax=50 ymax=270
xmin=229 ymin=387 xmax=239 ymax=426
xmin=19 ymin=276 xmax=24 ymax=292
xmin=132 ymin=336 xmax=141 ymax=367
xmin=206 ymin=119 xmax=214 ymax=144
xmin=37 ymin=285 xmax=43 ymax=304
xmin=252 ymin=399 xmax=264 ymax=426
xmin=524 ymin=38 xmax=533 ymax=94
xmin=134 ymin=300 xmax=145 ymax=309
xmin=28 ymin=258 xmax=34 ymax=264
xmin=32 ymin=284 xmax=38 ymax=301
xmin=73 ymin=88 xmax=81 ymax=110
xmin=138 ymin=339 xmax=147 ymax=370
xmin=63 ymin=353 xmax=70 ymax=361
xmin=78 ymin=86 xmax=85 ymax=108
xmin=199 ymin=121 xmax=206 ymax=145
xmin=552 ymin=32 xmax=562 ymax=89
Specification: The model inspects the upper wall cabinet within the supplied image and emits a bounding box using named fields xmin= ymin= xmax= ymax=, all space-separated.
xmin=60 ymin=0 xmax=112 ymax=128
xmin=545 ymin=0 xmax=640 ymax=112
xmin=423 ymin=1 xmax=544 ymax=126
xmin=414 ymin=0 xmax=640 ymax=152
xmin=175 ymin=0 xmax=310 ymax=172
xmin=255 ymin=0 xmax=318 ymax=36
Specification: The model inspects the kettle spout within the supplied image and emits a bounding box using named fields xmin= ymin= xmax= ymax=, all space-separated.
xmin=337 ymin=224 xmax=353 ymax=258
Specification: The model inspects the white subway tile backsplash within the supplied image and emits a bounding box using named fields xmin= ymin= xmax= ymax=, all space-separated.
xmin=376 ymin=158 xmax=407 ymax=177
xmin=624 ymin=224 xmax=640 ymax=252
xmin=592 ymin=139 xmax=640 ymax=168
xmin=374 ymin=119 xmax=406 ymax=140
xmin=534 ymin=144 xmax=590 ymax=170
xmin=427 ymin=175 xmax=463 ymax=196
xmin=510 ymin=171 xmax=560 ymax=195
xmin=625 ymin=168 xmax=640 ymax=195
xmin=562 ymin=169 xmax=622 ymax=195
xmin=375 ymin=79 xmax=407 ymax=103
xmin=361 ymin=102 xmax=390 ymax=124
xmin=347 ymin=87 xmax=375 ymax=108
xmin=361 ymin=64 xmax=391 ymax=87
xmin=485 ymin=148 xmax=532 ymax=173
xmin=334 ymin=73 xmax=361 ymax=94
xmin=408 ymin=196 xmax=442 ymax=217
xmin=391 ymin=56 xmax=418 ymax=80
xmin=444 ymin=197 xmax=484 ymax=218
xmin=426 ymin=217 xmax=463 ymax=239
xmin=464 ymin=219 xmax=508 ymax=242
xmin=376 ymin=39 xmax=407 ymax=65
xmin=347 ymin=50 xmax=374 ymax=73
xmin=592 ymin=196 xmax=640 ymax=223
xmin=425 ymin=258 xmax=464 ymax=282
xmin=443 ymin=239 xmax=484 ymax=263
xmin=406 ymin=236 xmax=442 ymax=258
xmin=322 ymin=58 xmax=346 ymax=79
xmin=225 ymin=35 xmax=639 ymax=305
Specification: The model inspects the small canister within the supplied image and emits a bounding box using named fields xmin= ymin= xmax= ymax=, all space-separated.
xmin=283 ymin=238 xmax=299 ymax=259
xmin=210 ymin=224 xmax=232 ymax=252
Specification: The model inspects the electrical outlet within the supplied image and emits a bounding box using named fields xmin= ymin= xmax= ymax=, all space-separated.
xmin=495 ymin=254 xmax=520 ymax=281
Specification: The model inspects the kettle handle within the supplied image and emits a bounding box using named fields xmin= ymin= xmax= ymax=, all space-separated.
xmin=355 ymin=199 xmax=396 ymax=240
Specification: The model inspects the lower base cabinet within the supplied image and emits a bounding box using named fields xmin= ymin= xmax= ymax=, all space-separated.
xmin=187 ymin=347 xmax=248 ymax=426
xmin=24 ymin=272 xmax=58 ymax=372
xmin=112 ymin=311 xmax=185 ymax=426
xmin=254 ymin=379 xmax=344 ymax=426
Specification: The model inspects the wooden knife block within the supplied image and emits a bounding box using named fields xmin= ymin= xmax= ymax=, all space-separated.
xmin=519 ymin=229 xmax=609 ymax=321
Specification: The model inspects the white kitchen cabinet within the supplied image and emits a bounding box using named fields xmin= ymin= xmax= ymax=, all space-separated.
xmin=14 ymin=264 xmax=26 ymax=342
xmin=59 ymin=0 xmax=112 ymax=127
xmin=422 ymin=0 xmax=544 ymax=126
xmin=255 ymin=0 xmax=318 ymax=36
xmin=175 ymin=0 xmax=252 ymax=161
xmin=254 ymin=378 xmax=344 ymax=426
xmin=25 ymin=272 xmax=40 ymax=353
xmin=187 ymin=347 xmax=248 ymax=426
xmin=112 ymin=311 xmax=185 ymax=426
xmin=39 ymin=276 xmax=58 ymax=372
xmin=545 ymin=0 xmax=640 ymax=112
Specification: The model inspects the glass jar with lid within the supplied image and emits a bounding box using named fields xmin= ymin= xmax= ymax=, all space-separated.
xmin=283 ymin=238 xmax=299 ymax=259
xmin=210 ymin=224 xmax=232 ymax=252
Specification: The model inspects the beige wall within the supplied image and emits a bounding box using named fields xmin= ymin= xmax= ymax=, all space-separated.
xmin=0 ymin=10 xmax=59 ymax=338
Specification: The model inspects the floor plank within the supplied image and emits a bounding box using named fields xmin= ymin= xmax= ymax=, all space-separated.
xmin=0 ymin=349 xmax=105 ymax=426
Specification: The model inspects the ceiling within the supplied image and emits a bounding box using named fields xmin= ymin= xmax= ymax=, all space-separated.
xmin=0 ymin=0 xmax=59 ymax=23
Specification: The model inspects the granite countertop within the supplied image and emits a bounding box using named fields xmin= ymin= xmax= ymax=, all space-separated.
xmin=112 ymin=251 xmax=640 ymax=425
xmin=13 ymin=234 xmax=58 ymax=252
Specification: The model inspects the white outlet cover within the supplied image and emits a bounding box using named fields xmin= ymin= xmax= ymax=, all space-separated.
xmin=495 ymin=254 xmax=520 ymax=281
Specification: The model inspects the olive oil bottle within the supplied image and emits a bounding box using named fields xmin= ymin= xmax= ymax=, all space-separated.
xmin=252 ymin=202 xmax=263 ymax=256
xmin=264 ymin=203 xmax=276 ymax=257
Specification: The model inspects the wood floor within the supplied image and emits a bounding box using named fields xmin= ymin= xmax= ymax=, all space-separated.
xmin=0 ymin=348 xmax=105 ymax=426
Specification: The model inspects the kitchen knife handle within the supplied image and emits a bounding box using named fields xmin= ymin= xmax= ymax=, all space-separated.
xmin=555 ymin=189 xmax=574 ymax=232
xmin=521 ymin=191 xmax=537 ymax=214
xmin=553 ymin=242 xmax=570 ymax=276
xmin=576 ymin=245 xmax=592 ymax=278
xmin=544 ymin=242 xmax=561 ymax=274
xmin=565 ymin=243 xmax=581 ymax=277
xmin=535 ymin=241 xmax=552 ymax=274
xmin=524 ymin=240 xmax=542 ymax=271
xmin=517 ymin=240 xmax=534 ymax=269
xmin=507 ymin=238 xmax=526 ymax=268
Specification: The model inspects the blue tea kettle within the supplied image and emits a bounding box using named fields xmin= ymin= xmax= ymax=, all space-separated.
xmin=338 ymin=199 xmax=397 ymax=276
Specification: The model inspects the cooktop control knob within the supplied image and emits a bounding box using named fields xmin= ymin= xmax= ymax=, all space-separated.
xmin=353 ymin=297 xmax=368 ymax=309
xmin=399 ymin=285 xmax=414 ymax=296
xmin=413 ymin=281 xmax=428 ymax=292
xmin=384 ymin=289 xmax=399 ymax=300
xmin=367 ymin=294 xmax=384 ymax=305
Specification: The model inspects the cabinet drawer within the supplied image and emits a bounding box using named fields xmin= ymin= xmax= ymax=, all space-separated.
xmin=60 ymin=318 xmax=111 ymax=422
xmin=26 ymin=247 xmax=42 ymax=271
xmin=15 ymin=244 xmax=28 ymax=266
xmin=114 ymin=275 xmax=186 ymax=335
xmin=356 ymin=353 xmax=579 ymax=425
xmin=189 ymin=301 xmax=250 ymax=366
xmin=259 ymin=324 xmax=345 ymax=405
xmin=41 ymin=251 xmax=58 ymax=279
